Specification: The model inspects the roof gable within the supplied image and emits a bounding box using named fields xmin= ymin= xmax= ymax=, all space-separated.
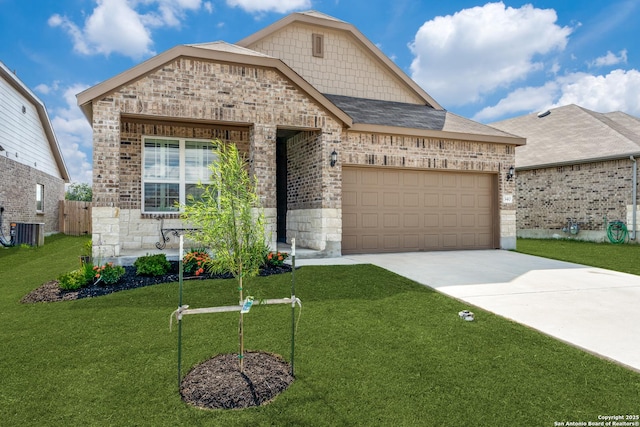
xmin=76 ymin=43 xmax=352 ymax=127
xmin=0 ymin=61 xmax=69 ymax=182
xmin=490 ymin=104 xmax=640 ymax=168
xmin=237 ymin=11 xmax=442 ymax=109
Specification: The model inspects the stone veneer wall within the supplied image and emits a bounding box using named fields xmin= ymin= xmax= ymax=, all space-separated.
xmin=91 ymin=57 xmax=343 ymax=258
xmin=0 ymin=155 xmax=64 ymax=238
xmin=341 ymin=131 xmax=518 ymax=249
xmin=517 ymin=159 xmax=639 ymax=242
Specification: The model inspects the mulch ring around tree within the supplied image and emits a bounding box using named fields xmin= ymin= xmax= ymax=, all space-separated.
xmin=180 ymin=351 xmax=294 ymax=410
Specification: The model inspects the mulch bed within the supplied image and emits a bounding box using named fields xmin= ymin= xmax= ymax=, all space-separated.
xmin=20 ymin=260 xmax=296 ymax=410
xmin=180 ymin=351 xmax=294 ymax=410
xmin=21 ymin=261 xmax=292 ymax=304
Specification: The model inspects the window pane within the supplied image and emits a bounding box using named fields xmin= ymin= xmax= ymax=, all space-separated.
xmin=185 ymin=141 xmax=215 ymax=182
xmin=144 ymin=139 xmax=179 ymax=180
xmin=36 ymin=184 xmax=44 ymax=212
xmin=144 ymin=183 xmax=179 ymax=212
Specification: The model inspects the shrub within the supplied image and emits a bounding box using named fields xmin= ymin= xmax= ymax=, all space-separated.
xmin=134 ymin=254 xmax=170 ymax=276
xmin=265 ymin=251 xmax=288 ymax=267
xmin=58 ymin=262 xmax=96 ymax=290
xmin=58 ymin=269 xmax=87 ymax=291
xmin=93 ymin=263 xmax=125 ymax=285
xmin=183 ymin=249 xmax=211 ymax=276
xmin=80 ymin=262 xmax=96 ymax=284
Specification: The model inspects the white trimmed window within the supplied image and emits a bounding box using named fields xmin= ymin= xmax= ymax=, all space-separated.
xmin=142 ymin=137 xmax=216 ymax=213
xmin=36 ymin=184 xmax=44 ymax=213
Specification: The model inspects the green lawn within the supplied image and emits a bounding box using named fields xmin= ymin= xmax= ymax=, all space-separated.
xmin=516 ymin=237 xmax=640 ymax=276
xmin=1 ymin=235 xmax=639 ymax=426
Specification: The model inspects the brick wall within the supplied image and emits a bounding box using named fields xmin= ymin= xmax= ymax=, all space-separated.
xmin=517 ymin=159 xmax=638 ymax=237
xmin=287 ymin=131 xmax=323 ymax=210
xmin=0 ymin=155 xmax=64 ymax=237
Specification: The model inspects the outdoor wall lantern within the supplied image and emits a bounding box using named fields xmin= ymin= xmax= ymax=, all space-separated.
xmin=330 ymin=150 xmax=338 ymax=167
xmin=506 ymin=165 xmax=515 ymax=181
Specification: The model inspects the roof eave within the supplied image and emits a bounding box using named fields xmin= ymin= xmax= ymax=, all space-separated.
xmin=76 ymin=45 xmax=353 ymax=127
xmin=349 ymin=123 xmax=526 ymax=145
xmin=517 ymin=152 xmax=640 ymax=171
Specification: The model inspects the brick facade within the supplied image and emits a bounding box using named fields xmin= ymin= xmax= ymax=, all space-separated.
xmin=0 ymin=155 xmax=64 ymax=238
xmin=517 ymin=159 xmax=640 ymax=242
xmin=91 ymin=57 xmax=344 ymax=258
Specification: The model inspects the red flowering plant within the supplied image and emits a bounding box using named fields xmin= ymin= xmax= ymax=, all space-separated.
xmin=92 ymin=262 xmax=125 ymax=285
xmin=265 ymin=251 xmax=288 ymax=267
xmin=182 ymin=248 xmax=211 ymax=276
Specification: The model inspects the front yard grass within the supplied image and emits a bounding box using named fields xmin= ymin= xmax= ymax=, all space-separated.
xmin=1 ymin=235 xmax=639 ymax=426
xmin=516 ymin=237 xmax=640 ymax=276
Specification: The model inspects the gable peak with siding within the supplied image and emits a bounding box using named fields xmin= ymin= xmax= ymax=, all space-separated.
xmin=237 ymin=11 xmax=442 ymax=108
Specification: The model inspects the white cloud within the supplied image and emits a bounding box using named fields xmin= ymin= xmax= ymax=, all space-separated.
xmin=476 ymin=69 xmax=640 ymax=122
xmin=225 ymin=0 xmax=311 ymax=14
xmin=473 ymin=81 xmax=559 ymax=122
xmin=409 ymin=2 xmax=572 ymax=108
xmin=44 ymin=83 xmax=94 ymax=183
xmin=553 ymin=69 xmax=640 ymax=115
xmin=49 ymin=0 xmax=210 ymax=59
xmin=588 ymin=50 xmax=628 ymax=68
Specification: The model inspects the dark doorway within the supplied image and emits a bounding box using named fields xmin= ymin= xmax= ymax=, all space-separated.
xmin=276 ymin=136 xmax=288 ymax=242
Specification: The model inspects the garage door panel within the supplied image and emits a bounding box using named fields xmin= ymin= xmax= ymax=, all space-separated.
xmin=424 ymin=193 xmax=439 ymax=207
xmin=362 ymin=213 xmax=378 ymax=228
xmin=342 ymin=167 xmax=496 ymax=254
xmin=404 ymin=193 xmax=419 ymax=207
xmin=383 ymin=235 xmax=400 ymax=250
xmin=442 ymin=194 xmax=457 ymax=207
xmin=383 ymin=172 xmax=400 ymax=186
xmin=403 ymin=213 xmax=419 ymax=228
xmin=383 ymin=213 xmax=400 ymax=227
xmin=383 ymin=192 xmax=400 ymax=207
xmin=362 ymin=235 xmax=379 ymax=250
xmin=442 ymin=234 xmax=458 ymax=248
xmin=362 ymin=192 xmax=378 ymax=206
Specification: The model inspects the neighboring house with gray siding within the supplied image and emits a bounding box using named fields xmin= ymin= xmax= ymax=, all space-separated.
xmin=0 ymin=60 xmax=69 ymax=240
xmin=490 ymin=104 xmax=640 ymax=243
xmin=77 ymin=11 xmax=524 ymax=261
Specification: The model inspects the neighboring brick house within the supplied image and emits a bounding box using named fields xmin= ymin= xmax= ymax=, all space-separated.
xmin=490 ymin=104 xmax=640 ymax=243
xmin=0 ymin=60 xmax=69 ymax=241
xmin=77 ymin=11 xmax=524 ymax=261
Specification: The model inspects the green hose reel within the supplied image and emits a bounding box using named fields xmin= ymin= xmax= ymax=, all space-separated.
xmin=607 ymin=220 xmax=628 ymax=244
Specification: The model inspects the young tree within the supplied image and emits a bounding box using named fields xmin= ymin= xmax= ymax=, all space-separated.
xmin=181 ymin=141 xmax=266 ymax=372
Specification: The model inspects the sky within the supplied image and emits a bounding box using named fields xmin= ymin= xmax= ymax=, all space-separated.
xmin=1 ymin=0 xmax=640 ymax=184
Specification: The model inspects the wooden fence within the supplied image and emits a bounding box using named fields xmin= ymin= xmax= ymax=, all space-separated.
xmin=59 ymin=200 xmax=92 ymax=236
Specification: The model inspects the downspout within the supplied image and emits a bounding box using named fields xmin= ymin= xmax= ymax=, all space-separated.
xmin=631 ymin=156 xmax=637 ymax=240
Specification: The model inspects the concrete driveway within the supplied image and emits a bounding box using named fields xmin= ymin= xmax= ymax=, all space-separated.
xmin=295 ymin=250 xmax=640 ymax=372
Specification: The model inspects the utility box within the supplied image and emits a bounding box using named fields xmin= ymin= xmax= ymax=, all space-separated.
xmin=10 ymin=222 xmax=45 ymax=246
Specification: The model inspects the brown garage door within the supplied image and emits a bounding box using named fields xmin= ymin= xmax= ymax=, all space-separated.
xmin=342 ymin=167 xmax=497 ymax=254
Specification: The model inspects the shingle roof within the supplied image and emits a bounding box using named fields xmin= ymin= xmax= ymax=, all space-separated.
xmin=489 ymin=104 xmax=640 ymax=169
xmin=325 ymin=94 xmax=519 ymax=140
xmin=324 ymin=94 xmax=446 ymax=130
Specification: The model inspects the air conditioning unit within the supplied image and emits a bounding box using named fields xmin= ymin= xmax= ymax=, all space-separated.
xmin=10 ymin=222 xmax=45 ymax=246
